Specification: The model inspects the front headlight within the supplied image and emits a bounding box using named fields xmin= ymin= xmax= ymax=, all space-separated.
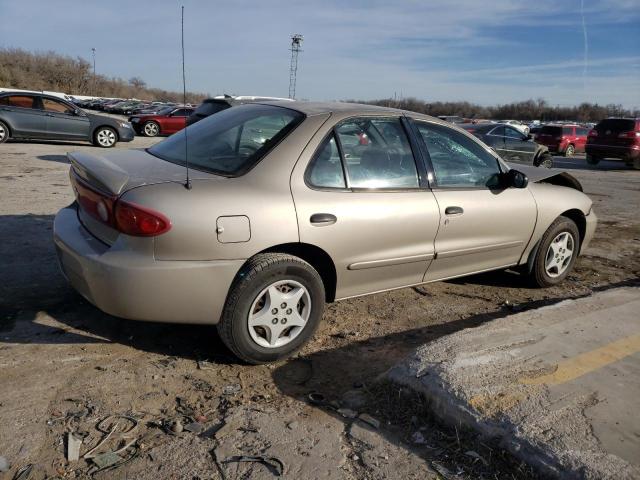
xmin=120 ymin=122 xmax=131 ymax=128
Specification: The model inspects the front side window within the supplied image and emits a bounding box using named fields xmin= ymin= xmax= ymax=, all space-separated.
xmin=335 ymin=117 xmax=419 ymax=189
xmin=306 ymin=134 xmax=346 ymax=189
xmin=504 ymin=126 xmax=524 ymax=139
xmin=488 ymin=125 xmax=505 ymax=136
xmin=42 ymin=98 xmax=74 ymax=114
xmin=1 ymin=95 xmax=36 ymax=109
xmin=172 ymin=108 xmax=192 ymax=117
xmin=148 ymin=104 xmax=304 ymax=176
xmin=415 ymin=121 xmax=501 ymax=188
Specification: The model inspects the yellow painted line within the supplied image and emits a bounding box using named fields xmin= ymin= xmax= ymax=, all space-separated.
xmin=521 ymin=333 xmax=640 ymax=386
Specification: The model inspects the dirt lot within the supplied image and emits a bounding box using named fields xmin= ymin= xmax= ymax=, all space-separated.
xmin=0 ymin=134 xmax=638 ymax=479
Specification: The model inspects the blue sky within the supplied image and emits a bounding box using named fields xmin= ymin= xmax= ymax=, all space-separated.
xmin=1 ymin=0 xmax=638 ymax=107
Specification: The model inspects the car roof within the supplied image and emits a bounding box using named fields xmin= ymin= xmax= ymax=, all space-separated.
xmin=254 ymin=100 xmax=412 ymax=117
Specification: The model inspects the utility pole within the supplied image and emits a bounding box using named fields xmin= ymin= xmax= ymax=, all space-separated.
xmin=91 ymin=48 xmax=96 ymax=96
xmin=288 ymin=34 xmax=303 ymax=99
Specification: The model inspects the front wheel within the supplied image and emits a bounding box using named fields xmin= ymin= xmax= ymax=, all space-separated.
xmin=93 ymin=127 xmax=117 ymax=148
xmin=217 ymin=253 xmax=325 ymax=364
xmin=530 ymin=216 xmax=580 ymax=287
xmin=536 ymin=152 xmax=553 ymax=168
xmin=142 ymin=121 xmax=160 ymax=137
xmin=0 ymin=120 xmax=9 ymax=144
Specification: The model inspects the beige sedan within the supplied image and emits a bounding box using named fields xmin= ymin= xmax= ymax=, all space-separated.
xmin=54 ymin=102 xmax=596 ymax=363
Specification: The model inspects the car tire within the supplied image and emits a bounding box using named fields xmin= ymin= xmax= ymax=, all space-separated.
xmin=93 ymin=127 xmax=118 ymax=148
xmin=586 ymin=154 xmax=600 ymax=166
xmin=0 ymin=120 xmax=9 ymax=144
xmin=564 ymin=144 xmax=575 ymax=157
xmin=536 ymin=152 xmax=553 ymax=168
xmin=530 ymin=216 xmax=580 ymax=288
xmin=142 ymin=121 xmax=160 ymax=137
xmin=217 ymin=253 xmax=325 ymax=364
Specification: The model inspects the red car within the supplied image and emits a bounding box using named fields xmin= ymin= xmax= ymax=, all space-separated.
xmin=535 ymin=124 xmax=589 ymax=156
xmin=586 ymin=118 xmax=640 ymax=168
xmin=129 ymin=106 xmax=195 ymax=137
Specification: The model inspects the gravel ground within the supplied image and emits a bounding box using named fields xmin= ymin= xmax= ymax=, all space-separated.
xmin=0 ymin=133 xmax=638 ymax=479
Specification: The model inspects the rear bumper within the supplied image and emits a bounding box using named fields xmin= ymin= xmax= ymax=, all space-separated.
xmin=53 ymin=204 xmax=244 ymax=324
xmin=585 ymin=144 xmax=639 ymax=160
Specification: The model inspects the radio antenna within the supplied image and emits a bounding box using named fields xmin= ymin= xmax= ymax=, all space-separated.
xmin=181 ymin=5 xmax=191 ymax=190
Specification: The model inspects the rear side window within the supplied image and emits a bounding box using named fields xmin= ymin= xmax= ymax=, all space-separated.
xmin=1 ymin=95 xmax=36 ymax=108
xmin=148 ymin=104 xmax=304 ymax=176
xmin=306 ymin=134 xmax=346 ymax=189
xmin=576 ymin=128 xmax=589 ymax=136
xmin=194 ymin=101 xmax=230 ymax=117
xmin=540 ymin=126 xmax=562 ymax=135
xmin=336 ymin=117 xmax=419 ymax=189
xmin=562 ymin=127 xmax=574 ymax=135
xmin=595 ymin=119 xmax=635 ymax=134
xmin=42 ymin=98 xmax=74 ymax=114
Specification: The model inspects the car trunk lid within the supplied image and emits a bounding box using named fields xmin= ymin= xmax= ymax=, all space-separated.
xmin=68 ymin=148 xmax=218 ymax=245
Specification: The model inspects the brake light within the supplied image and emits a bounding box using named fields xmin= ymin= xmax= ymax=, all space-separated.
xmin=71 ymin=173 xmax=116 ymax=225
xmin=114 ymin=201 xmax=171 ymax=236
xmin=588 ymin=129 xmax=598 ymax=137
xmin=618 ymin=131 xmax=640 ymax=139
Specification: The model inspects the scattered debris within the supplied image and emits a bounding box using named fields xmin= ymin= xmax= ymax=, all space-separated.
xmin=222 ymin=455 xmax=284 ymax=477
xmin=307 ymin=392 xmax=326 ymax=406
xmin=170 ymin=419 xmax=184 ymax=434
xmin=358 ymin=413 xmax=380 ymax=429
xmin=341 ymin=389 xmax=367 ymax=409
xmin=0 ymin=455 xmax=8 ymax=472
xmin=222 ymin=384 xmax=242 ymax=396
xmin=196 ymin=359 xmax=215 ymax=371
xmin=91 ymin=451 xmax=123 ymax=470
xmin=66 ymin=433 xmax=82 ymax=461
xmin=465 ymin=450 xmax=488 ymax=466
xmin=183 ymin=421 xmax=204 ymax=434
xmin=337 ymin=408 xmax=357 ymax=419
xmin=286 ymin=421 xmax=299 ymax=430
xmin=411 ymin=431 xmax=427 ymax=444
xmin=12 ymin=464 xmax=33 ymax=480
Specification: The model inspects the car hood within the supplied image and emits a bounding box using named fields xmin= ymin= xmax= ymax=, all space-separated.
xmin=68 ymin=148 xmax=219 ymax=195
xmin=507 ymin=163 xmax=583 ymax=192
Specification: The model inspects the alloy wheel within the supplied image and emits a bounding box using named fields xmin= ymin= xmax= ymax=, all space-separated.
xmin=565 ymin=145 xmax=575 ymax=156
xmin=97 ymin=129 xmax=116 ymax=147
xmin=144 ymin=122 xmax=159 ymax=136
xmin=0 ymin=124 xmax=5 ymax=141
xmin=544 ymin=232 xmax=574 ymax=278
xmin=247 ymin=280 xmax=311 ymax=349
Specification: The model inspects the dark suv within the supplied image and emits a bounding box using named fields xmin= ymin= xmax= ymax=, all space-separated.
xmin=186 ymin=95 xmax=293 ymax=127
xmin=0 ymin=92 xmax=134 ymax=147
xmin=586 ymin=118 xmax=640 ymax=168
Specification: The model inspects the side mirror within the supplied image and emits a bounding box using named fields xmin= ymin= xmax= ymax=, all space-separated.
xmin=505 ymin=169 xmax=528 ymax=188
xmin=73 ymin=108 xmax=83 ymax=116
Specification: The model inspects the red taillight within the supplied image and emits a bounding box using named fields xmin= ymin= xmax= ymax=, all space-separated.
xmin=618 ymin=131 xmax=640 ymax=139
xmin=71 ymin=171 xmax=171 ymax=237
xmin=588 ymin=129 xmax=598 ymax=138
xmin=114 ymin=201 xmax=171 ymax=237
xmin=72 ymin=173 xmax=116 ymax=225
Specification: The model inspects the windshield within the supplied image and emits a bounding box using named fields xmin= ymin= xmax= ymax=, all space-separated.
xmin=595 ymin=119 xmax=635 ymax=134
xmin=194 ymin=101 xmax=230 ymax=116
xmin=148 ymin=104 xmax=304 ymax=176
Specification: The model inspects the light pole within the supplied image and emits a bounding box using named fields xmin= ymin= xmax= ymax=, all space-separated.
xmin=91 ymin=48 xmax=96 ymax=96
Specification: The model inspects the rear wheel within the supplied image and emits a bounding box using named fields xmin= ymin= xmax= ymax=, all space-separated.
xmin=564 ymin=144 xmax=575 ymax=157
xmin=142 ymin=121 xmax=160 ymax=137
xmin=530 ymin=216 xmax=580 ymax=287
xmin=586 ymin=153 xmax=600 ymax=166
xmin=217 ymin=253 xmax=325 ymax=364
xmin=93 ymin=127 xmax=117 ymax=148
xmin=536 ymin=152 xmax=553 ymax=168
xmin=0 ymin=121 xmax=9 ymax=144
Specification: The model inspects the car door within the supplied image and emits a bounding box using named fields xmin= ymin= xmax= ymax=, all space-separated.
xmin=482 ymin=125 xmax=507 ymax=158
xmin=575 ymin=127 xmax=589 ymax=152
xmin=40 ymin=97 xmax=91 ymax=140
xmin=0 ymin=95 xmax=46 ymax=137
xmin=410 ymin=119 xmax=537 ymax=281
xmin=503 ymin=126 xmax=536 ymax=164
xmin=290 ymin=115 xmax=440 ymax=299
xmin=163 ymin=108 xmax=190 ymax=134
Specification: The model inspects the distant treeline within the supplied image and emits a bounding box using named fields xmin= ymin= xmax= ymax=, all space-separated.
xmin=0 ymin=48 xmax=207 ymax=103
xmin=358 ymin=97 xmax=638 ymax=122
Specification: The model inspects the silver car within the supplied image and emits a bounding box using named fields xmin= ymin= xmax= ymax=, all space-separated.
xmin=54 ymin=102 xmax=597 ymax=363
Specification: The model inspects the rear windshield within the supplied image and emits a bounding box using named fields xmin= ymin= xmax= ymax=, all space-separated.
xmin=540 ymin=126 xmax=562 ymax=135
xmin=595 ymin=119 xmax=635 ymax=133
xmin=148 ymin=104 xmax=304 ymax=177
xmin=194 ymin=101 xmax=230 ymax=117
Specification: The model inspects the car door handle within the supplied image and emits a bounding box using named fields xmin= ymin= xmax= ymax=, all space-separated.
xmin=310 ymin=213 xmax=337 ymax=226
xmin=445 ymin=206 xmax=464 ymax=216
